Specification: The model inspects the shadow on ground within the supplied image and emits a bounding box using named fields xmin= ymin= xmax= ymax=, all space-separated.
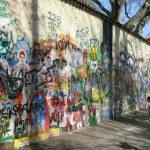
xmin=20 ymin=110 xmax=150 ymax=150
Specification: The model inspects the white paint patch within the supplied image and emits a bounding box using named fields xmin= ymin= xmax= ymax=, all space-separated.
xmin=0 ymin=18 xmax=10 ymax=27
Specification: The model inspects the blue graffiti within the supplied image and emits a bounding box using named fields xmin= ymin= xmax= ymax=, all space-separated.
xmin=31 ymin=94 xmax=45 ymax=127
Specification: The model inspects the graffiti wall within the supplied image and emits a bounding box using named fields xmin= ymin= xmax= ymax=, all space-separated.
xmin=113 ymin=26 xmax=150 ymax=116
xmin=1 ymin=0 xmax=150 ymax=148
xmin=0 ymin=0 xmax=112 ymax=148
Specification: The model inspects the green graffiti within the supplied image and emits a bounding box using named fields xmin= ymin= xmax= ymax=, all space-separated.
xmin=9 ymin=19 xmax=21 ymax=26
xmin=0 ymin=12 xmax=11 ymax=18
xmin=0 ymin=135 xmax=14 ymax=143
xmin=0 ymin=0 xmax=9 ymax=7
xmin=89 ymin=115 xmax=97 ymax=126
xmin=0 ymin=6 xmax=6 ymax=12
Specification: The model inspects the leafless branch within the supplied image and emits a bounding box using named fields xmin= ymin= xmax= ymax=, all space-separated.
xmin=134 ymin=13 xmax=150 ymax=34
xmin=124 ymin=1 xmax=130 ymax=19
xmin=92 ymin=0 xmax=111 ymax=16
xmin=125 ymin=0 xmax=150 ymax=29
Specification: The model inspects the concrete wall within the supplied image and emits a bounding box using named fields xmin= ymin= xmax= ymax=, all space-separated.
xmin=0 ymin=0 xmax=150 ymax=149
xmin=113 ymin=26 xmax=150 ymax=115
xmin=0 ymin=0 xmax=111 ymax=148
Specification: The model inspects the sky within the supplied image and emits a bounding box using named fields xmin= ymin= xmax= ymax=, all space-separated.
xmin=94 ymin=0 xmax=150 ymax=38
xmin=142 ymin=20 xmax=150 ymax=38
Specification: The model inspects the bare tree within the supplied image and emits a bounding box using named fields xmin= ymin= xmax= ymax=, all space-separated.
xmin=92 ymin=0 xmax=150 ymax=36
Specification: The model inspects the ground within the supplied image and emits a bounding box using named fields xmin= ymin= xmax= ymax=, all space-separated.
xmin=18 ymin=110 xmax=150 ymax=150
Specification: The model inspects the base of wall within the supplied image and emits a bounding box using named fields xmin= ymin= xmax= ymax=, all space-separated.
xmin=14 ymin=128 xmax=60 ymax=149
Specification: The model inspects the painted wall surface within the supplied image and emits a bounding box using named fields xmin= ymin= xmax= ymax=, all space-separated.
xmin=0 ymin=0 xmax=111 ymax=148
xmin=0 ymin=0 xmax=150 ymax=148
xmin=113 ymin=26 xmax=150 ymax=115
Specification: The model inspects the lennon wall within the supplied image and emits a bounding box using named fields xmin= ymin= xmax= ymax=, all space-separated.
xmin=0 ymin=0 xmax=111 ymax=148
xmin=1 ymin=0 xmax=150 ymax=149
xmin=112 ymin=26 xmax=150 ymax=115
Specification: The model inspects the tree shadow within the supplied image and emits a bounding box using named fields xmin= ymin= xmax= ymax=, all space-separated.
xmin=119 ymin=142 xmax=139 ymax=150
xmin=114 ymin=112 xmax=150 ymax=130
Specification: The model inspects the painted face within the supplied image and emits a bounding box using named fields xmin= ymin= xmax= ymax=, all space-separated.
xmin=18 ymin=50 xmax=26 ymax=62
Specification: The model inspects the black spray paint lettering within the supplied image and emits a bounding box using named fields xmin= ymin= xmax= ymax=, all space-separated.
xmin=25 ymin=69 xmax=39 ymax=87
xmin=0 ymin=69 xmax=24 ymax=99
xmin=52 ymin=111 xmax=64 ymax=122
xmin=15 ymin=118 xmax=29 ymax=134
xmin=76 ymin=27 xmax=89 ymax=40
xmin=25 ymin=68 xmax=53 ymax=87
xmin=48 ymin=11 xmax=61 ymax=33
xmin=0 ymin=118 xmax=11 ymax=135
xmin=48 ymin=11 xmax=61 ymax=29
xmin=1 ymin=103 xmax=29 ymax=119
xmin=1 ymin=106 xmax=16 ymax=119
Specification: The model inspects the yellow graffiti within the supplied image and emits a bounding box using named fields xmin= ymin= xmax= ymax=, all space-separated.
xmin=91 ymin=46 xmax=97 ymax=60
xmin=92 ymin=87 xmax=100 ymax=102
xmin=51 ymin=80 xmax=71 ymax=92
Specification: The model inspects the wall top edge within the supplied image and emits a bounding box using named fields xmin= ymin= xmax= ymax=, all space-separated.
xmin=61 ymin=0 xmax=150 ymax=46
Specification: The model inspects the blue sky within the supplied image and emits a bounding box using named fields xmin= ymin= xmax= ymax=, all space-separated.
xmin=142 ymin=20 xmax=150 ymax=38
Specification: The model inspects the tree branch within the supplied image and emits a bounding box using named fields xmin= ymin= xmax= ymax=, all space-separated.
xmin=109 ymin=0 xmax=114 ymax=9
xmin=124 ymin=1 xmax=130 ymax=19
xmin=92 ymin=0 xmax=111 ymax=16
xmin=110 ymin=0 xmax=125 ymax=21
xmin=125 ymin=0 xmax=150 ymax=29
xmin=134 ymin=13 xmax=150 ymax=34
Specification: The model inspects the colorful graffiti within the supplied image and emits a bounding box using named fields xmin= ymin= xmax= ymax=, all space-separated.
xmin=0 ymin=0 xmax=149 ymax=149
xmin=113 ymin=42 xmax=150 ymax=117
xmin=0 ymin=6 xmax=111 ymax=146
